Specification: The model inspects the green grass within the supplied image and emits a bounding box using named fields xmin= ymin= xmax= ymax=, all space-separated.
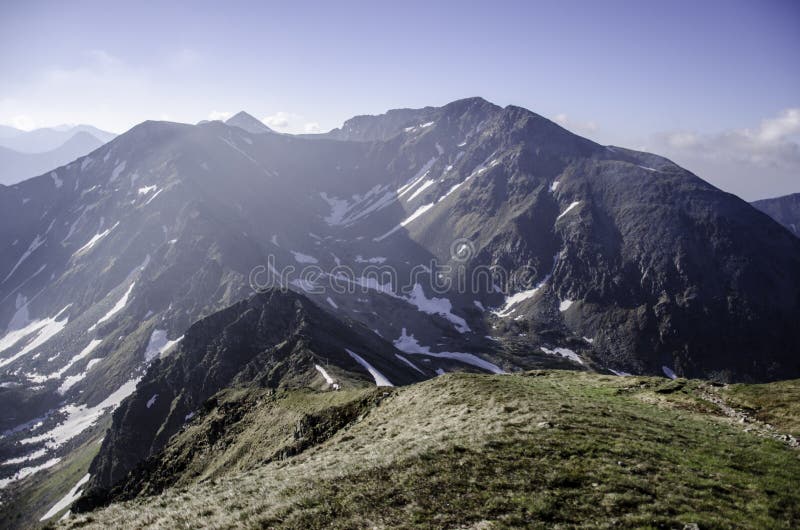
xmin=723 ymin=379 xmax=800 ymax=437
xmin=1 ymin=422 xmax=105 ymax=530
xmin=59 ymin=372 xmax=800 ymax=529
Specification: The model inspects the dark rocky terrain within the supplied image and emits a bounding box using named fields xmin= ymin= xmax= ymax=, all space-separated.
xmin=75 ymin=288 xmax=424 ymax=510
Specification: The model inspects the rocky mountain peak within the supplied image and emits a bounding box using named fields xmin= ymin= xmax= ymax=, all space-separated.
xmin=224 ymin=111 xmax=273 ymax=134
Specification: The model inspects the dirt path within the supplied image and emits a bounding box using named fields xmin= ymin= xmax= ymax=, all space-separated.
xmin=695 ymin=383 xmax=799 ymax=449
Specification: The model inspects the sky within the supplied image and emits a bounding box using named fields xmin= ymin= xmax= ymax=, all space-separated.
xmin=0 ymin=0 xmax=798 ymax=200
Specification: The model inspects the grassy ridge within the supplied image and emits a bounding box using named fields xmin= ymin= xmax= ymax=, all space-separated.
xmin=723 ymin=380 xmax=800 ymax=438
xmin=57 ymin=372 xmax=800 ymax=529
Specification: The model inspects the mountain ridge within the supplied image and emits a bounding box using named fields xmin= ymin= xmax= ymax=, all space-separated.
xmin=75 ymin=287 xmax=425 ymax=510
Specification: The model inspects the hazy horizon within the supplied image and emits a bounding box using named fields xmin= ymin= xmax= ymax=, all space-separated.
xmin=1 ymin=0 xmax=798 ymax=199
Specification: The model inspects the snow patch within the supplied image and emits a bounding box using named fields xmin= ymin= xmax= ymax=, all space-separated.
xmin=394 ymin=329 xmax=504 ymax=374
xmin=397 ymin=158 xmax=437 ymax=199
xmin=20 ymin=377 xmax=141 ymax=450
xmin=405 ymin=284 xmax=470 ymax=333
xmin=40 ymin=473 xmax=91 ymax=521
xmin=492 ymin=277 xmax=549 ymax=318
xmin=345 ymin=349 xmax=393 ymax=386
xmin=540 ymin=346 xmax=583 ymax=365
xmin=556 ymin=201 xmax=581 ymax=220
xmin=74 ymin=222 xmax=119 ymax=256
xmin=395 ymin=354 xmax=425 ymax=374
xmin=291 ymin=251 xmax=318 ymax=264
xmin=374 ymin=202 xmax=435 ymax=241
xmin=559 ymin=299 xmax=574 ymax=312
xmin=54 ymin=339 xmax=103 ymax=394
xmin=1 ymin=448 xmax=48 ymax=466
xmin=51 ymin=172 xmax=63 ymax=188
xmin=0 ymin=306 xmax=70 ymax=369
xmin=143 ymin=188 xmax=164 ymax=205
xmin=407 ymin=179 xmax=436 ymax=201
xmin=314 ymin=364 xmax=338 ymax=389
xmin=146 ymin=394 xmax=158 ymax=409
xmin=609 ymin=369 xmax=632 ymax=376
xmin=88 ymin=282 xmax=135 ymax=330
xmin=662 ymin=366 xmax=678 ymax=380
xmin=3 ymin=234 xmax=46 ymax=283
xmin=0 ymin=458 xmax=61 ymax=490
xmin=143 ymin=329 xmax=182 ymax=362
xmin=320 ymin=193 xmax=350 ymax=226
xmin=111 ymin=161 xmax=126 ymax=181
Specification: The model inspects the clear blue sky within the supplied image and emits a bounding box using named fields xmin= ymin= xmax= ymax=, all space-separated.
xmin=1 ymin=0 xmax=798 ymax=198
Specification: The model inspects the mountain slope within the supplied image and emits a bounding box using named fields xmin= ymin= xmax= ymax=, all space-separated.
xmin=752 ymin=192 xmax=800 ymax=237
xmin=0 ymin=132 xmax=106 ymax=185
xmin=60 ymin=371 xmax=800 ymax=529
xmin=75 ymin=288 xmax=425 ymax=508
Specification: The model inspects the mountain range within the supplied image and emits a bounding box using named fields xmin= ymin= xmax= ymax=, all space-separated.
xmin=0 ymin=97 xmax=798 ymax=526
xmin=752 ymin=192 xmax=800 ymax=238
xmin=0 ymin=125 xmax=116 ymax=185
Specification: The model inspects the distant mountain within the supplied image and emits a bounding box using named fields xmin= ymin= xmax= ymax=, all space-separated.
xmin=0 ymin=131 xmax=106 ymax=185
xmin=1 ymin=97 xmax=799 ymax=524
xmin=0 ymin=125 xmax=116 ymax=154
xmin=224 ymin=111 xmax=274 ymax=134
xmin=752 ymin=193 xmax=800 ymax=237
xmin=0 ymin=125 xmax=21 ymax=140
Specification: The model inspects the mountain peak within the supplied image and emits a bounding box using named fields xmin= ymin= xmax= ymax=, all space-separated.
xmin=225 ymin=111 xmax=273 ymax=134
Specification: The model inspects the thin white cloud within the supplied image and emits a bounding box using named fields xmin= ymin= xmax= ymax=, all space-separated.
xmin=644 ymin=108 xmax=800 ymax=200
xmin=262 ymin=111 xmax=294 ymax=129
xmin=9 ymin=114 xmax=37 ymax=131
xmin=208 ymin=110 xmax=232 ymax=121
xmin=261 ymin=112 xmax=321 ymax=134
xmin=754 ymin=108 xmax=800 ymax=143
xmin=652 ymin=108 xmax=800 ymax=168
xmin=553 ymin=113 xmax=598 ymax=136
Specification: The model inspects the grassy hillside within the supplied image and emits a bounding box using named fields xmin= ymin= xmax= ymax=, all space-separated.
xmin=55 ymin=372 xmax=800 ymax=529
xmin=1 ymin=420 xmax=107 ymax=530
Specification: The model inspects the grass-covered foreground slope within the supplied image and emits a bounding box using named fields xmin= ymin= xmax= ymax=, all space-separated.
xmin=60 ymin=372 xmax=800 ymax=529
